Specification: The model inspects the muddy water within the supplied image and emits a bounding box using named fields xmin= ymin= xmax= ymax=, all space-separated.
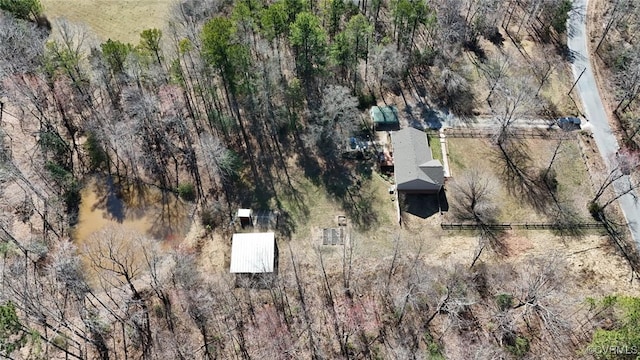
xmin=73 ymin=176 xmax=191 ymax=249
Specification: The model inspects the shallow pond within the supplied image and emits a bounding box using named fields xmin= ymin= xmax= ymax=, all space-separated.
xmin=73 ymin=176 xmax=191 ymax=247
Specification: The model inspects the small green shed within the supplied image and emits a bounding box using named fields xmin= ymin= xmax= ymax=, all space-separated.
xmin=370 ymin=105 xmax=399 ymax=129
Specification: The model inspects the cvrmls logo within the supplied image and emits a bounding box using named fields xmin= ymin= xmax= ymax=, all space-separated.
xmin=586 ymin=345 xmax=639 ymax=355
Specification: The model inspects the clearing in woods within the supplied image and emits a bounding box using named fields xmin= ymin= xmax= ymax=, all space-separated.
xmin=32 ymin=0 xmax=639 ymax=325
xmin=40 ymin=0 xmax=174 ymax=44
xmin=445 ymin=137 xmax=595 ymax=223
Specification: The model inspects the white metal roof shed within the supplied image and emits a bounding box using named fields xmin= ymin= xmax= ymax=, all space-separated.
xmin=237 ymin=209 xmax=252 ymax=218
xmin=230 ymin=232 xmax=276 ymax=273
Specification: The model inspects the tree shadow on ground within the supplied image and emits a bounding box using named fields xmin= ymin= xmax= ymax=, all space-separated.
xmin=493 ymin=141 xmax=556 ymax=214
xmin=298 ymin=145 xmax=380 ymax=231
xmin=421 ymin=106 xmax=444 ymax=130
xmin=87 ymin=175 xmax=126 ymax=223
xmin=323 ymin=160 xmax=380 ymax=230
xmin=598 ymin=211 xmax=640 ymax=276
xmin=551 ymin=205 xmax=588 ymax=239
xmin=566 ymin=4 xmax=586 ymax=40
xmin=463 ymin=37 xmax=487 ymax=61
xmin=484 ymin=27 xmax=505 ymax=47
xmin=402 ymin=100 xmax=436 ymax=130
xmin=274 ymin=208 xmax=296 ymax=239
xmin=299 ymin=151 xmax=323 ymax=183
xmin=405 ymin=101 xmax=474 ymax=130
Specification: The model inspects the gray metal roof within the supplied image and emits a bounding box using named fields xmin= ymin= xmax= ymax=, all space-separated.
xmin=391 ymin=128 xmax=444 ymax=191
xmin=230 ymin=232 xmax=275 ymax=273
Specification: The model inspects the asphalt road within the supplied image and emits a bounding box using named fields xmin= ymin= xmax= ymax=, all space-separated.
xmin=568 ymin=0 xmax=640 ymax=245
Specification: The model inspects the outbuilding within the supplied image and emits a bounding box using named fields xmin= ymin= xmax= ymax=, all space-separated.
xmin=230 ymin=232 xmax=277 ymax=274
xmin=236 ymin=208 xmax=253 ymax=227
xmin=370 ymin=105 xmax=400 ymax=130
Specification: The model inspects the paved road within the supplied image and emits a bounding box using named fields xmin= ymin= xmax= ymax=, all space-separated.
xmin=568 ymin=0 xmax=640 ymax=245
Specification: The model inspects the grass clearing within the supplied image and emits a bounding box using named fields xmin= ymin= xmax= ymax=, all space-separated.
xmin=540 ymin=66 xmax=581 ymax=116
xmin=529 ymin=138 xmax=593 ymax=216
xmin=445 ymin=137 xmax=594 ymax=223
xmin=275 ymin=159 xmax=399 ymax=261
xmin=41 ymin=0 xmax=173 ymax=44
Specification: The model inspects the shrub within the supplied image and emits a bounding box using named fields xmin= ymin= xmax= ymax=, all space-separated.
xmin=550 ymin=0 xmax=572 ymax=34
xmin=496 ymin=293 xmax=513 ymax=311
xmin=84 ymin=132 xmax=107 ymax=171
xmin=587 ymin=296 xmax=640 ymax=360
xmin=588 ymin=201 xmax=603 ymax=220
xmin=0 ymin=301 xmax=28 ymax=354
xmin=177 ymin=183 xmax=196 ymax=201
xmin=424 ymin=333 xmax=445 ymax=359
xmin=44 ymin=161 xmax=80 ymax=224
xmin=0 ymin=0 xmax=42 ymax=21
xmin=51 ymin=334 xmax=68 ymax=350
xmin=357 ymin=92 xmax=376 ymax=111
xmin=505 ymin=335 xmax=530 ymax=357
xmin=218 ymin=150 xmax=242 ymax=178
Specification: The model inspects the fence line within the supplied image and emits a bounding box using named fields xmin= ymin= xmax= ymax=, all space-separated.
xmin=429 ymin=129 xmax=576 ymax=140
xmin=440 ymin=222 xmax=605 ymax=230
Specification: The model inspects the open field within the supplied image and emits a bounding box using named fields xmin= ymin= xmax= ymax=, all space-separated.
xmin=41 ymin=0 xmax=174 ymax=43
xmin=445 ymin=137 xmax=594 ymax=223
xmin=277 ymin=159 xmax=400 ymax=258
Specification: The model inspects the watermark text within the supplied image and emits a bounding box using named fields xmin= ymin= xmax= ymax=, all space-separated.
xmin=586 ymin=345 xmax=639 ymax=356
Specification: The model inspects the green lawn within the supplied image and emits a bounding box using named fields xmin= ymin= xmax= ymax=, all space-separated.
xmin=445 ymin=137 xmax=594 ymax=223
xmin=428 ymin=133 xmax=443 ymax=162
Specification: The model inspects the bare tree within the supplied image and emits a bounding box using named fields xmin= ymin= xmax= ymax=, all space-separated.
xmin=451 ymin=168 xmax=500 ymax=224
xmin=451 ymin=169 xmax=507 ymax=266
xmin=87 ymin=227 xmax=154 ymax=359
xmin=368 ymin=44 xmax=407 ymax=98
xmin=590 ymin=149 xmax=640 ymax=217
xmin=197 ymin=133 xmax=234 ymax=187
xmin=172 ymin=252 xmax=219 ymax=360
xmin=595 ymin=0 xmax=634 ymax=54
xmin=613 ymin=47 xmax=640 ymax=116
xmin=308 ymin=85 xmax=361 ymax=157
xmin=435 ymin=65 xmax=475 ymax=116
xmin=479 ymin=51 xmax=511 ymax=107
xmin=491 ymin=74 xmax=538 ymax=146
xmin=511 ymin=256 xmax=573 ymax=355
xmin=0 ymin=12 xmax=46 ymax=77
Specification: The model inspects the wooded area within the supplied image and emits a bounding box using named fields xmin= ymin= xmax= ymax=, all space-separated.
xmin=0 ymin=0 xmax=639 ymax=358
